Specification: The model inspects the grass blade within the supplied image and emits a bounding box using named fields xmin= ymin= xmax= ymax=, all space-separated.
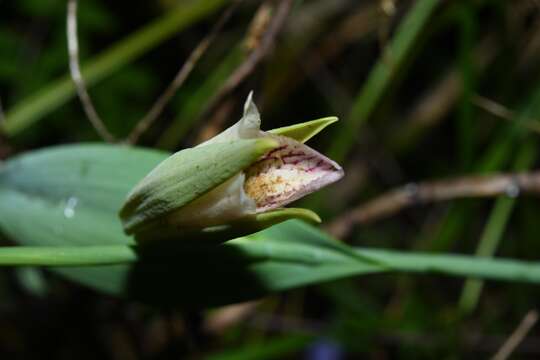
xmin=459 ymin=140 xmax=538 ymax=313
xmin=328 ymin=0 xmax=440 ymax=162
xmin=357 ymin=248 xmax=540 ymax=283
xmin=0 ymin=239 xmax=539 ymax=287
xmin=1 ymin=0 xmax=227 ymax=136
xmin=0 ymin=245 xmax=136 ymax=266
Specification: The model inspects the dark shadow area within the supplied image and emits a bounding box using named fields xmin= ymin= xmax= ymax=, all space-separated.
xmin=127 ymin=238 xmax=268 ymax=309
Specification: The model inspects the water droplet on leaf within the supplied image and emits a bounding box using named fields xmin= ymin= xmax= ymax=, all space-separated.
xmin=63 ymin=196 xmax=78 ymax=219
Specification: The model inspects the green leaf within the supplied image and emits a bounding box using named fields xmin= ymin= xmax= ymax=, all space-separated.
xmin=268 ymin=116 xmax=338 ymax=143
xmin=1 ymin=144 xmax=540 ymax=308
xmin=0 ymin=144 xmax=166 ymax=294
xmin=0 ymin=144 xmax=377 ymax=305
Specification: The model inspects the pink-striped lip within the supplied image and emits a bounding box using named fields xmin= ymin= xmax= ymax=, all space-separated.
xmin=244 ymin=134 xmax=343 ymax=212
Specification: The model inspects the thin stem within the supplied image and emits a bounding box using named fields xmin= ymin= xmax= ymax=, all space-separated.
xmin=492 ymin=310 xmax=539 ymax=360
xmin=67 ymin=0 xmax=116 ymax=142
xmin=0 ymin=245 xmax=136 ymax=266
xmin=125 ymin=0 xmax=243 ymax=144
xmin=473 ymin=94 xmax=540 ymax=135
xmin=199 ymin=0 xmax=294 ymax=122
xmin=327 ymin=171 xmax=540 ymax=238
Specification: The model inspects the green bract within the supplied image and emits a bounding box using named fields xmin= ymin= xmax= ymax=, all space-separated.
xmin=119 ymin=93 xmax=344 ymax=240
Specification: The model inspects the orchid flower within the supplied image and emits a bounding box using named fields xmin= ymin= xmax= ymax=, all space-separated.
xmin=120 ymin=93 xmax=343 ymax=240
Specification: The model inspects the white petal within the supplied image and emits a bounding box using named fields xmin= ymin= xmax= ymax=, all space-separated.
xmin=167 ymin=173 xmax=256 ymax=228
xmin=244 ymin=134 xmax=344 ymax=212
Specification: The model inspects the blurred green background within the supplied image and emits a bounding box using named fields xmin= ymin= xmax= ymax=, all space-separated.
xmin=1 ymin=0 xmax=540 ymax=358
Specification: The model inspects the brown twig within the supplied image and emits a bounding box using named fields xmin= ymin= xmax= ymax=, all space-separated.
xmin=327 ymin=171 xmax=540 ymax=238
xmin=194 ymin=98 xmax=236 ymax=143
xmin=473 ymin=94 xmax=540 ymax=135
xmin=125 ymin=0 xmax=242 ymax=144
xmin=67 ymin=0 xmax=116 ymax=143
xmin=378 ymin=0 xmax=397 ymax=64
xmin=200 ymin=0 xmax=294 ymax=122
xmin=243 ymin=2 xmax=273 ymax=52
xmin=390 ymin=36 xmax=498 ymax=152
xmin=264 ymin=2 xmax=380 ymax=112
xmin=517 ymin=11 xmax=540 ymax=71
xmin=492 ymin=310 xmax=539 ymax=360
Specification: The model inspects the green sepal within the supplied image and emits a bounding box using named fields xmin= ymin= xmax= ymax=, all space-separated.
xmin=268 ymin=117 xmax=338 ymax=143
xmin=120 ymin=138 xmax=278 ymax=234
xmin=252 ymin=207 xmax=321 ymax=227
xmin=134 ymin=208 xmax=321 ymax=244
xmin=201 ymin=207 xmax=321 ymax=238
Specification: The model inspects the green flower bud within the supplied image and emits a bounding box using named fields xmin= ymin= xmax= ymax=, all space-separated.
xmin=119 ymin=93 xmax=344 ymax=240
